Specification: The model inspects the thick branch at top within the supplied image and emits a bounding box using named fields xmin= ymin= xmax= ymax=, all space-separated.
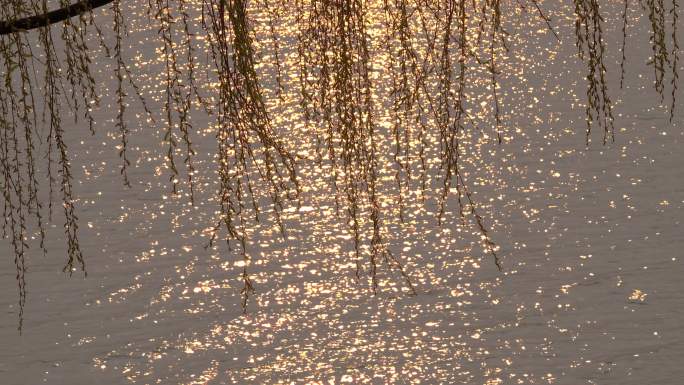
xmin=0 ymin=0 xmax=114 ymax=35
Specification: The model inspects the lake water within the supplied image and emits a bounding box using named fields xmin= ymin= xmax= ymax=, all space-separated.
xmin=1 ymin=1 xmax=683 ymax=384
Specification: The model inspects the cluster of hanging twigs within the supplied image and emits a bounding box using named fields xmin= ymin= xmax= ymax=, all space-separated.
xmin=582 ymin=0 xmax=680 ymax=144
xmin=296 ymin=0 xmax=422 ymax=295
xmin=573 ymin=0 xmax=616 ymax=145
xmin=0 ymin=0 xmax=681 ymax=329
xmin=200 ymin=0 xmax=299 ymax=310
xmin=0 ymin=0 xmax=100 ymax=331
xmin=635 ymin=0 xmax=680 ymax=120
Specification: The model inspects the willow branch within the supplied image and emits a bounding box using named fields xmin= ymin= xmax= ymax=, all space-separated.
xmin=0 ymin=0 xmax=114 ymax=35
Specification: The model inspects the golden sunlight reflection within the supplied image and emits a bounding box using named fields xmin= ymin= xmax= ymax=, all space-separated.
xmin=17 ymin=0 xmax=672 ymax=384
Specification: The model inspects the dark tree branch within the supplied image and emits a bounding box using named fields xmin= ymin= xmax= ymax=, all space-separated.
xmin=0 ymin=0 xmax=114 ymax=35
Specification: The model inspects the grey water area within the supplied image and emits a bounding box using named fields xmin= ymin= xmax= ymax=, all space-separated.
xmin=1 ymin=1 xmax=683 ymax=384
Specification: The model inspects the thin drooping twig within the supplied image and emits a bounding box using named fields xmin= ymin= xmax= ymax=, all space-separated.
xmin=620 ymin=0 xmax=629 ymax=88
xmin=670 ymin=0 xmax=679 ymax=121
xmin=529 ymin=0 xmax=561 ymax=42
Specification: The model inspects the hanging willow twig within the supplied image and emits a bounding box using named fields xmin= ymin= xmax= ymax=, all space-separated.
xmin=670 ymin=0 xmax=679 ymax=121
xmin=620 ymin=0 xmax=630 ymax=89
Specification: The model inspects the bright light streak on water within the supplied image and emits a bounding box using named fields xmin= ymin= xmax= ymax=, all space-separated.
xmin=1 ymin=0 xmax=683 ymax=384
